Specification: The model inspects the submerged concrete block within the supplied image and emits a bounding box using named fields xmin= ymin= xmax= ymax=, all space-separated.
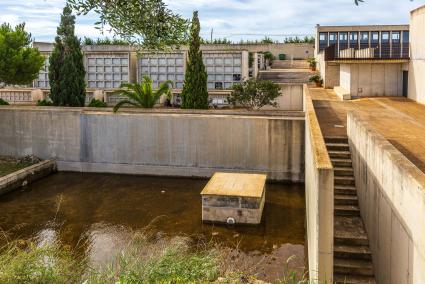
xmin=200 ymin=172 xmax=266 ymax=225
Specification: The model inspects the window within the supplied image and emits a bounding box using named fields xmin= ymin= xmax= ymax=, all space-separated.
xmin=319 ymin=33 xmax=327 ymax=41
xmin=339 ymin=32 xmax=348 ymax=41
xmin=371 ymin=32 xmax=379 ymax=43
xmin=392 ymin=32 xmax=400 ymax=43
xmin=381 ymin=32 xmax=390 ymax=43
xmin=329 ymin=33 xmax=337 ymax=42
xmin=360 ymin=32 xmax=369 ymax=42
xmin=402 ymin=31 xmax=409 ymax=43
xmin=349 ymin=32 xmax=358 ymax=41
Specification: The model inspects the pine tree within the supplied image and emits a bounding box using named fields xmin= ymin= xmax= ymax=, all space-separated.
xmin=49 ymin=5 xmax=86 ymax=106
xmin=181 ymin=11 xmax=208 ymax=109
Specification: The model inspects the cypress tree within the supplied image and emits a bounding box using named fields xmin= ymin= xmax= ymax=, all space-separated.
xmin=181 ymin=11 xmax=208 ymax=109
xmin=49 ymin=5 xmax=86 ymax=106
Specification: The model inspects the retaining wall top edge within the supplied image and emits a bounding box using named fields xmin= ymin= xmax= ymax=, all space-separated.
xmin=348 ymin=111 xmax=425 ymax=188
xmin=304 ymin=85 xmax=333 ymax=170
xmin=0 ymin=106 xmax=305 ymax=119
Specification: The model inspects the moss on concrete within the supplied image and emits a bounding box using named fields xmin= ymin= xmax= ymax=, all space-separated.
xmin=0 ymin=157 xmax=34 ymax=177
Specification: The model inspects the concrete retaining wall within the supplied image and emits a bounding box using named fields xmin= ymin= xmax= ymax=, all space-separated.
xmin=0 ymin=107 xmax=305 ymax=182
xmin=348 ymin=111 xmax=425 ymax=284
xmin=0 ymin=160 xmax=56 ymax=196
xmin=408 ymin=5 xmax=425 ymax=105
xmin=304 ymin=85 xmax=334 ymax=283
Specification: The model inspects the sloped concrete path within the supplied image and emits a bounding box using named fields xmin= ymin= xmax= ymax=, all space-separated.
xmin=310 ymin=88 xmax=425 ymax=173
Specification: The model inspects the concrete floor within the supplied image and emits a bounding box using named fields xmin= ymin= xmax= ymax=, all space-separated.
xmin=310 ymin=87 xmax=425 ymax=173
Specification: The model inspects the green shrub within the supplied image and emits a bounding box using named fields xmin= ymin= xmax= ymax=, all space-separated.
xmin=228 ymin=78 xmax=281 ymax=110
xmin=88 ymin=98 xmax=107 ymax=108
xmin=36 ymin=99 xmax=53 ymax=106
xmin=0 ymin=98 xmax=9 ymax=105
xmin=309 ymin=74 xmax=322 ymax=83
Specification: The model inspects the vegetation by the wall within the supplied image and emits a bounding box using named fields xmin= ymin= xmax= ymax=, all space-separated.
xmin=284 ymin=36 xmax=315 ymax=44
xmin=0 ymin=98 xmax=10 ymax=105
xmin=88 ymin=98 xmax=107 ymax=107
xmin=36 ymin=99 xmax=53 ymax=106
xmin=0 ymin=23 xmax=44 ymax=85
xmin=49 ymin=5 xmax=86 ymax=107
xmin=83 ymin=37 xmax=130 ymax=46
xmin=181 ymin=11 xmax=209 ymax=109
xmin=113 ymin=77 xmax=172 ymax=112
xmin=228 ymin=79 xmax=281 ymax=110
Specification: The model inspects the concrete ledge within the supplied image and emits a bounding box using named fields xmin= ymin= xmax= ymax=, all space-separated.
xmin=348 ymin=111 xmax=425 ymax=284
xmin=0 ymin=160 xmax=56 ymax=196
xmin=304 ymin=85 xmax=334 ymax=283
xmin=334 ymin=86 xmax=351 ymax=101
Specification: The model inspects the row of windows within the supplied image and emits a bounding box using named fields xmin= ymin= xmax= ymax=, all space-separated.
xmin=319 ymin=31 xmax=409 ymax=52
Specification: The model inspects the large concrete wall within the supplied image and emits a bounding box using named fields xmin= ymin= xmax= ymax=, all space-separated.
xmin=408 ymin=5 xmax=425 ymax=104
xmin=348 ymin=111 xmax=425 ymax=284
xmin=304 ymin=86 xmax=334 ymax=283
xmin=317 ymin=53 xmax=340 ymax=89
xmin=340 ymin=63 xmax=404 ymax=97
xmin=0 ymin=107 xmax=305 ymax=182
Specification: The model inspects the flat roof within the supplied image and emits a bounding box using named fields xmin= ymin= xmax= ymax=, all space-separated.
xmin=201 ymin=172 xmax=267 ymax=198
xmin=316 ymin=24 xmax=409 ymax=32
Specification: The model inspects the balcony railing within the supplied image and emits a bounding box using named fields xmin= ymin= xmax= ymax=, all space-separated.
xmin=324 ymin=44 xmax=409 ymax=61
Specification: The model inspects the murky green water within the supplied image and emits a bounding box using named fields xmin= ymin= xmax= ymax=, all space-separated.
xmin=0 ymin=172 xmax=305 ymax=281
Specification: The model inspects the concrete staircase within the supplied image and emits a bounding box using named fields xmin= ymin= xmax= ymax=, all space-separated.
xmin=325 ymin=137 xmax=376 ymax=284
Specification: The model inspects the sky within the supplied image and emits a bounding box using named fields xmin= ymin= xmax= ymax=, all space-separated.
xmin=0 ymin=0 xmax=423 ymax=42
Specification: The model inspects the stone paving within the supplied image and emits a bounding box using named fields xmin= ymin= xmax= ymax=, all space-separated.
xmin=310 ymin=87 xmax=425 ymax=173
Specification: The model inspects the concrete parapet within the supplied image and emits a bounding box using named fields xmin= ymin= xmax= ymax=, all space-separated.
xmin=0 ymin=160 xmax=56 ymax=196
xmin=348 ymin=111 xmax=425 ymax=284
xmin=304 ymin=85 xmax=334 ymax=283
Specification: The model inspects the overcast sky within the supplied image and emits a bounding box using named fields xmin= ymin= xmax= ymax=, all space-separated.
xmin=0 ymin=0 xmax=423 ymax=42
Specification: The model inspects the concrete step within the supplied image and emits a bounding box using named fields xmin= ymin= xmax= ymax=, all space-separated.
xmin=326 ymin=142 xmax=349 ymax=152
xmin=334 ymin=167 xmax=354 ymax=177
xmin=335 ymin=176 xmax=355 ymax=186
xmin=329 ymin=151 xmax=351 ymax=159
xmin=325 ymin=136 xmax=349 ymax=144
xmin=335 ymin=194 xmax=358 ymax=206
xmin=335 ymin=185 xmax=357 ymax=195
xmin=331 ymin=158 xmax=352 ymax=167
xmin=334 ymin=258 xmax=374 ymax=277
xmin=335 ymin=205 xmax=361 ymax=216
xmin=334 ymin=244 xmax=372 ymax=260
xmin=335 ymin=216 xmax=369 ymax=246
xmin=334 ymin=273 xmax=376 ymax=284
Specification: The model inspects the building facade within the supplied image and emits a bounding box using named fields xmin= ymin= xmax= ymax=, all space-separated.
xmin=315 ymin=25 xmax=410 ymax=99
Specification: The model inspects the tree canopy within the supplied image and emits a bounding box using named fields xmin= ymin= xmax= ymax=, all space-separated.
xmin=67 ymin=0 xmax=189 ymax=50
xmin=0 ymin=23 xmax=44 ymax=85
xmin=49 ymin=5 xmax=86 ymax=107
xmin=181 ymin=11 xmax=209 ymax=109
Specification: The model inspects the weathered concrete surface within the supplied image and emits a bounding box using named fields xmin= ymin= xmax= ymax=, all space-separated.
xmin=0 ymin=107 xmax=304 ymax=182
xmin=0 ymin=160 xmax=56 ymax=196
xmin=304 ymin=86 xmax=334 ymax=283
xmin=339 ymin=63 xmax=404 ymax=97
xmin=310 ymin=87 xmax=425 ymax=173
xmin=348 ymin=111 xmax=425 ymax=284
xmin=408 ymin=5 xmax=425 ymax=105
xmin=316 ymin=53 xmax=340 ymax=89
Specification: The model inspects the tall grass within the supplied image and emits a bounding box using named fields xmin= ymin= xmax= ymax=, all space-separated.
xmin=0 ymin=231 xmax=308 ymax=284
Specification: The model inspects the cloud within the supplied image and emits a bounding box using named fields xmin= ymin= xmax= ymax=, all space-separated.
xmin=0 ymin=0 xmax=424 ymax=42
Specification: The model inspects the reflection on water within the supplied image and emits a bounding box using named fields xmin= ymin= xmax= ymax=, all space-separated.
xmin=0 ymin=172 xmax=305 ymax=281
